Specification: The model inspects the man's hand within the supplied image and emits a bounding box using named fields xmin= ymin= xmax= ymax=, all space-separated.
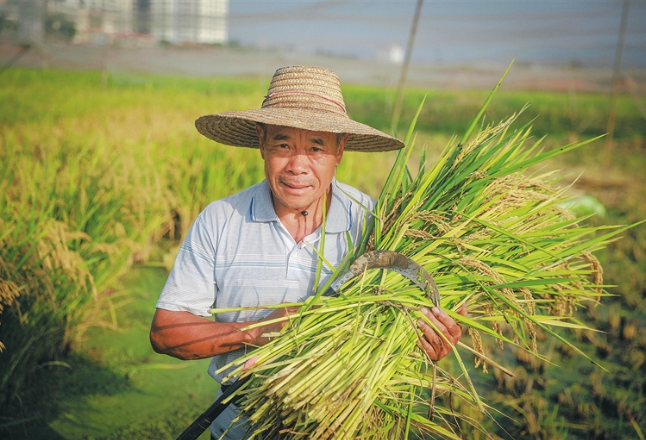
xmin=417 ymin=305 xmax=467 ymax=361
xmin=250 ymin=306 xmax=301 ymax=346
xmin=239 ymin=306 xmax=300 ymax=371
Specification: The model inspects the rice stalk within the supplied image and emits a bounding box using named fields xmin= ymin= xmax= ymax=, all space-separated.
xmin=209 ymin=67 xmax=643 ymax=439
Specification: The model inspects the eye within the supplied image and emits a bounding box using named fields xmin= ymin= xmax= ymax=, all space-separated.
xmin=279 ymin=143 xmax=289 ymax=149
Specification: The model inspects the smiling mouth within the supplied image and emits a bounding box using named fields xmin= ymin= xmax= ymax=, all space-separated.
xmin=280 ymin=180 xmax=312 ymax=191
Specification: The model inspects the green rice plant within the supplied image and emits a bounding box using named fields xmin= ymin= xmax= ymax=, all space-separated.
xmin=0 ymin=154 xmax=88 ymax=407
xmin=0 ymin=89 xmax=179 ymax=407
xmin=2 ymin=67 xmax=641 ymax=436
xmin=163 ymin=139 xmax=265 ymax=241
xmin=0 ymin=68 xmax=297 ymax=412
xmin=209 ymin=68 xmax=641 ymax=439
xmin=344 ymin=83 xmax=646 ymax=141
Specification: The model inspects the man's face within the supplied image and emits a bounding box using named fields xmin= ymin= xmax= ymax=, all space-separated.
xmin=257 ymin=124 xmax=346 ymax=215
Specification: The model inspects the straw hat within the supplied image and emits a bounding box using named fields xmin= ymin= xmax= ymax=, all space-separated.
xmin=195 ymin=65 xmax=404 ymax=152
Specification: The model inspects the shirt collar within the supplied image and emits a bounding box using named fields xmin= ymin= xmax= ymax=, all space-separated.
xmin=325 ymin=178 xmax=352 ymax=233
xmin=250 ymin=180 xmax=278 ymax=222
xmin=250 ymin=178 xmax=352 ymax=234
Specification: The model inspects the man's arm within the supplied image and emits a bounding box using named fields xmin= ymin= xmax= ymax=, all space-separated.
xmin=151 ymin=304 xmax=465 ymax=362
xmin=150 ymin=307 xmax=297 ymax=360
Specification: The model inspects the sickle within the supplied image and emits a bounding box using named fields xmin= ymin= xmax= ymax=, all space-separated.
xmin=328 ymin=249 xmax=441 ymax=307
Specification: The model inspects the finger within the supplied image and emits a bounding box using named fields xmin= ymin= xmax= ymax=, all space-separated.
xmin=420 ymin=307 xmax=449 ymax=335
xmin=282 ymin=306 xmax=301 ymax=316
xmin=242 ymin=355 xmax=258 ymax=371
xmin=416 ymin=334 xmax=440 ymax=361
xmin=431 ymin=307 xmax=462 ymax=343
xmin=417 ymin=310 xmax=446 ymax=359
xmin=457 ymin=304 xmax=468 ymax=316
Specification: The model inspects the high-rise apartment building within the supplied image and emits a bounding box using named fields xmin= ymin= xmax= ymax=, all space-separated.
xmin=1 ymin=0 xmax=229 ymax=45
xmin=151 ymin=0 xmax=227 ymax=45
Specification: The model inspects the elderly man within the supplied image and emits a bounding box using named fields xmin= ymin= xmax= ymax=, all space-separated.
xmin=150 ymin=66 xmax=464 ymax=439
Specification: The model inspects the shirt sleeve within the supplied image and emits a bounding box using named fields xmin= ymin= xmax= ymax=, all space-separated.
xmin=156 ymin=212 xmax=217 ymax=317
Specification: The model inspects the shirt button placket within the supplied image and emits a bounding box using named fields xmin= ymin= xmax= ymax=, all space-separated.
xmin=286 ymin=244 xmax=300 ymax=277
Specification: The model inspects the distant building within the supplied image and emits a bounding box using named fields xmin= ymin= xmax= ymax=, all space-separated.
xmin=58 ymin=0 xmax=136 ymax=44
xmin=151 ymin=0 xmax=227 ymax=45
xmin=1 ymin=0 xmax=228 ymax=45
xmin=0 ymin=0 xmax=47 ymax=44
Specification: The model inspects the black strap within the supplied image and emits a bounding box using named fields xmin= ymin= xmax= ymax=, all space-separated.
xmin=176 ymin=376 xmax=250 ymax=440
xmin=219 ymin=383 xmax=244 ymax=407
xmin=219 ymin=383 xmax=233 ymax=394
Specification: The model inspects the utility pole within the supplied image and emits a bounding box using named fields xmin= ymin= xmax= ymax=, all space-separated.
xmin=604 ymin=0 xmax=631 ymax=162
xmin=391 ymin=0 xmax=424 ymax=133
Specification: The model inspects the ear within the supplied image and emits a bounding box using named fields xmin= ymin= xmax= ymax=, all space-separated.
xmin=335 ymin=133 xmax=349 ymax=166
xmin=256 ymin=124 xmax=266 ymax=159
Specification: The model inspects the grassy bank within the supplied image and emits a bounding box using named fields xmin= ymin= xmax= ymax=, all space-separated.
xmin=1 ymin=66 xmax=645 ymax=439
xmin=2 ymin=265 xmax=215 ymax=440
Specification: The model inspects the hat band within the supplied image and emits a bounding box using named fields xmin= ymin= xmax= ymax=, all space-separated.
xmin=262 ymin=90 xmax=347 ymax=114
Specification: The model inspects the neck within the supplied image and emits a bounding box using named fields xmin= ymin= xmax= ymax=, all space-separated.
xmin=273 ymin=187 xmax=331 ymax=243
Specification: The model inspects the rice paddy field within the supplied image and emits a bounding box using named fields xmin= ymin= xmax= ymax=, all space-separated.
xmin=1 ymin=66 xmax=645 ymax=440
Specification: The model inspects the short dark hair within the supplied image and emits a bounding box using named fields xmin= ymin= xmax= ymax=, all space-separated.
xmin=256 ymin=122 xmax=345 ymax=147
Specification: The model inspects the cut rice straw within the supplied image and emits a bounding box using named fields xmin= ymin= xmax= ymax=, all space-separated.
xmin=210 ymin=62 xmax=641 ymax=439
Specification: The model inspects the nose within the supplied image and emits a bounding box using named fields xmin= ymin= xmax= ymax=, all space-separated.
xmin=285 ymin=149 xmax=309 ymax=175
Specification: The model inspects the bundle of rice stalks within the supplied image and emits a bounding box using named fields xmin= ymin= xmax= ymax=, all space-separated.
xmin=210 ymin=72 xmax=639 ymax=439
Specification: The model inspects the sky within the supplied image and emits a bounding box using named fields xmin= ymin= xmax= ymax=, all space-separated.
xmin=226 ymin=0 xmax=646 ymax=68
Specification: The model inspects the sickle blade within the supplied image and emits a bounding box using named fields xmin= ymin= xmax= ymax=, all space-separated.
xmin=328 ymin=250 xmax=440 ymax=307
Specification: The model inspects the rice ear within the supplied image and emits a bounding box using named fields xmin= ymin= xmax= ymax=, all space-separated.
xmin=212 ymin=64 xmax=639 ymax=439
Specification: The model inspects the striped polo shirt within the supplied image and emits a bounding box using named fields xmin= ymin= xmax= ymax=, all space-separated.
xmin=156 ymin=178 xmax=375 ymax=438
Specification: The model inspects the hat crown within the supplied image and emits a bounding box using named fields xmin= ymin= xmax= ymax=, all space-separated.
xmin=262 ymin=66 xmax=347 ymax=117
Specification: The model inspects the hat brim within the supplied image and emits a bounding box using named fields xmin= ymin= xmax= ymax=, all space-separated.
xmin=195 ymin=108 xmax=404 ymax=152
